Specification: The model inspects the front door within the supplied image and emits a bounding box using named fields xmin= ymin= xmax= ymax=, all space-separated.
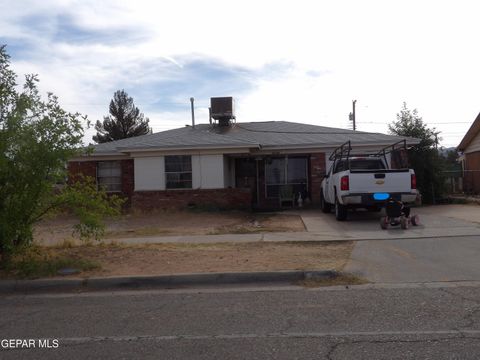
xmin=235 ymin=158 xmax=258 ymax=206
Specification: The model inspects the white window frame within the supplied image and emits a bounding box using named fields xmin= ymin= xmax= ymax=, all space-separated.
xmin=165 ymin=155 xmax=193 ymax=189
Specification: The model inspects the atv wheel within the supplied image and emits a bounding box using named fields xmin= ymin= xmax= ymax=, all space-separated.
xmin=380 ymin=216 xmax=388 ymax=230
xmin=411 ymin=214 xmax=419 ymax=226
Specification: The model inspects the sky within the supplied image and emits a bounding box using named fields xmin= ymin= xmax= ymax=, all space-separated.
xmin=1 ymin=0 xmax=479 ymax=148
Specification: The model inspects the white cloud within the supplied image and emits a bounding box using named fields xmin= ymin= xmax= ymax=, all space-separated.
xmin=1 ymin=0 xmax=479 ymax=147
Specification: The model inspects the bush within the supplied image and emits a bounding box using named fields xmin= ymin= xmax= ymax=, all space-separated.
xmin=0 ymin=45 xmax=122 ymax=262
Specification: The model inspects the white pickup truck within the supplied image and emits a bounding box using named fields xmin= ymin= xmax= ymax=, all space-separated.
xmin=320 ymin=141 xmax=417 ymax=221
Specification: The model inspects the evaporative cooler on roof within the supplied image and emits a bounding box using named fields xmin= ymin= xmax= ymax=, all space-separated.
xmin=210 ymin=97 xmax=235 ymax=126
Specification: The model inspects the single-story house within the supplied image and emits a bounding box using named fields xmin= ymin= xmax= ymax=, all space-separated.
xmin=68 ymin=120 xmax=419 ymax=210
xmin=458 ymin=112 xmax=480 ymax=194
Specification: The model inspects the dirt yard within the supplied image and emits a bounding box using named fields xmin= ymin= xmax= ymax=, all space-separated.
xmin=25 ymin=211 xmax=355 ymax=281
xmin=34 ymin=211 xmax=305 ymax=246
xmin=48 ymin=241 xmax=355 ymax=278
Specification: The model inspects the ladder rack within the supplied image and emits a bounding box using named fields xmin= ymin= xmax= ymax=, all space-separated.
xmin=328 ymin=139 xmax=410 ymax=170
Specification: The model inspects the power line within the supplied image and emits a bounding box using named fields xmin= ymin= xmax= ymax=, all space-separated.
xmin=357 ymin=121 xmax=471 ymax=125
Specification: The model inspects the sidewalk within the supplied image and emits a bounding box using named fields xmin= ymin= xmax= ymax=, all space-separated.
xmin=96 ymin=206 xmax=480 ymax=245
xmin=103 ymin=226 xmax=480 ymax=245
xmin=6 ymin=205 xmax=479 ymax=294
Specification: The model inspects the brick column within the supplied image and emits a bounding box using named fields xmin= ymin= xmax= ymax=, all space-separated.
xmin=121 ymin=159 xmax=134 ymax=197
xmin=309 ymin=153 xmax=326 ymax=205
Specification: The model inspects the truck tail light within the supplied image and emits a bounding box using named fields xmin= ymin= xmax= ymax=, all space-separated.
xmin=340 ymin=175 xmax=349 ymax=191
xmin=411 ymin=174 xmax=417 ymax=189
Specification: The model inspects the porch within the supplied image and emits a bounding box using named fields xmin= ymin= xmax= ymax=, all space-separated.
xmin=229 ymin=153 xmax=326 ymax=209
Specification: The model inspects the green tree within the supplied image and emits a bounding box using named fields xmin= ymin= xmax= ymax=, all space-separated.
xmin=440 ymin=148 xmax=460 ymax=170
xmin=388 ymin=102 xmax=444 ymax=203
xmin=93 ymin=89 xmax=150 ymax=143
xmin=0 ymin=45 xmax=122 ymax=262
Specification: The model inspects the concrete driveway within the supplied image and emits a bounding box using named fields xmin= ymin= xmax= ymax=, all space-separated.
xmin=296 ymin=204 xmax=480 ymax=241
xmin=316 ymin=204 xmax=480 ymax=283
xmin=345 ymin=235 xmax=480 ymax=283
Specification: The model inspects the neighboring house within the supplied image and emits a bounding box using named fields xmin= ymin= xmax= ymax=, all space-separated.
xmin=68 ymin=120 xmax=419 ymax=210
xmin=458 ymin=112 xmax=480 ymax=194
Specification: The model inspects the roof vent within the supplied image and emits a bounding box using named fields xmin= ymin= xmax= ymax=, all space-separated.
xmin=210 ymin=97 xmax=235 ymax=126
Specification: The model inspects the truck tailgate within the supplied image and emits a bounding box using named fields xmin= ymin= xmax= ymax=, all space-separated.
xmin=348 ymin=170 xmax=412 ymax=193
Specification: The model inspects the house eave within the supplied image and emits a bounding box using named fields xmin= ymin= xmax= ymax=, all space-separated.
xmin=69 ymin=153 xmax=130 ymax=161
xmin=260 ymin=139 xmax=421 ymax=152
xmin=116 ymin=144 xmax=260 ymax=153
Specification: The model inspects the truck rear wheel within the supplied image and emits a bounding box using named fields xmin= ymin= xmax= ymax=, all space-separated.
xmin=335 ymin=197 xmax=348 ymax=221
xmin=320 ymin=191 xmax=332 ymax=213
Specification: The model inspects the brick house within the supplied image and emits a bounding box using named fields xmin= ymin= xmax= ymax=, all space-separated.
xmin=458 ymin=112 xmax=480 ymax=194
xmin=68 ymin=121 xmax=419 ymax=211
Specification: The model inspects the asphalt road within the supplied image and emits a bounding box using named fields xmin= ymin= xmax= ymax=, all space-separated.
xmin=346 ymin=235 xmax=480 ymax=283
xmin=2 ymin=283 xmax=480 ymax=359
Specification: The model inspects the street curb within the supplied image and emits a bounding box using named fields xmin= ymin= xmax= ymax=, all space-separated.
xmin=0 ymin=270 xmax=338 ymax=294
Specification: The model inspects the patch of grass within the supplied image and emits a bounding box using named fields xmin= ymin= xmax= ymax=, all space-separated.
xmin=55 ymin=238 xmax=77 ymax=249
xmin=207 ymin=226 xmax=260 ymax=235
xmin=208 ymin=224 xmax=302 ymax=235
xmin=2 ymin=246 xmax=99 ymax=279
xmin=298 ymin=272 xmax=368 ymax=288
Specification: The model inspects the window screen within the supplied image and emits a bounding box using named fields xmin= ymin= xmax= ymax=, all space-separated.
xmin=97 ymin=161 xmax=122 ymax=192
xmin=165 ymin=155 xmax=192 ymax=189
xmin=265 ymin=156 xmax=308 ymax=198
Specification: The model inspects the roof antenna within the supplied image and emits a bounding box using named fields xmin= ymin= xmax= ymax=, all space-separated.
xmin=190 ymin=97 xmax=195 ymax=128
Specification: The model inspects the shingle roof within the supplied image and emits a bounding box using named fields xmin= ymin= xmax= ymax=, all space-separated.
xmin=91 ymin=121 xmax=420 ymax=154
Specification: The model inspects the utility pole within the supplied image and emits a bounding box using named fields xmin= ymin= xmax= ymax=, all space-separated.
xmin=349 ymin=100 xmax=357 ymax=131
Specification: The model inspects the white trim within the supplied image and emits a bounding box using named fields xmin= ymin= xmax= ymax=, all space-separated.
xmin=130 ymin=148 xmax=256 ymax=157
xmin=70 ymin=154 xmax=130 ymax=161
xmin=260 ymin=141 xmax=420 ymax=152
xmin=118 ymin=144 xmax=258 ymax=153
xmin=71 ymin=141 xmax=420 ymax=160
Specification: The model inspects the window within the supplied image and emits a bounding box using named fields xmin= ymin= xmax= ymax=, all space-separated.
xmin=334 ymin=160 xmax=346 ymax=173
xmin=97 ymin=161 xmax=122 ymax=192
xmin=165 ymin=155 xmax=192 ymax=189
xmin=265 ymin=156 xmax=308 ymax=198
xmin=349 ymin=159 xmax=385 ymax=171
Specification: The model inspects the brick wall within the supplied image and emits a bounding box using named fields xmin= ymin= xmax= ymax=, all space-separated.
xmin=121 ymin=159 xmax=135 ymax=198
xmin=68 ymin=154 xmax=326 ymax=210
xmin=132 ymin=188 xmax=252 ymax=211
xmin=309 ymin=153 xmax=326 ymax=205
xmin=68 ymin=159 xmax=135 ymax=202
xmin=67 ymin=161 xmax=97 ymax=182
